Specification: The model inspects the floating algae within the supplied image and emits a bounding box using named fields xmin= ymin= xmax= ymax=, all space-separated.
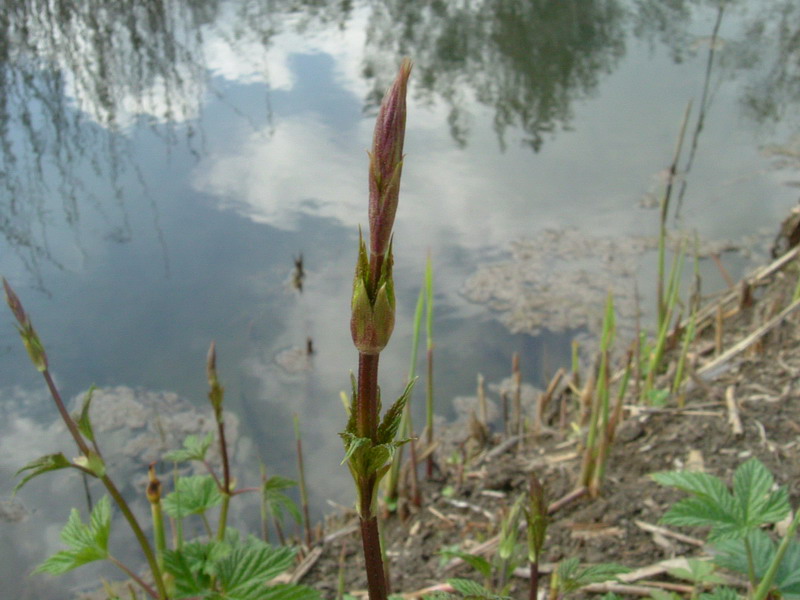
xmin=463 ymin=228 xmax=761 ymax=343
xmin=463 ymin=229 xmax=652 ymax=339
xmin=67 ymin=386 xmax=240 ymax=485
xmin=0 ymin=498 xmax=28 ymax=523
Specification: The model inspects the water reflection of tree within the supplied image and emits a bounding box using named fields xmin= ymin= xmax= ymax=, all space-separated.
xmin=361 ymin=0 xmax=627 ymax=151
xmin=632 ymin=0 xmax=800 ymax=125
xmin=1 ymin=1 xmax=211 ymax=284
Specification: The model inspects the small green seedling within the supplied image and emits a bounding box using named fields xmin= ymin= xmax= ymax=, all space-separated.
xmin=652 ymin=457 xmax=800 ymax=599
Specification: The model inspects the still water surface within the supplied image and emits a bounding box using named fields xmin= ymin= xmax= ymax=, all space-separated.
xmin=0 ymin=1 xmax=798 ymax=597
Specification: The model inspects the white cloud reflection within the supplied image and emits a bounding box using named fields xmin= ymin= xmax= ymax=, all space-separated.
xmin=194 ymin=116 xmax=364 ymax=230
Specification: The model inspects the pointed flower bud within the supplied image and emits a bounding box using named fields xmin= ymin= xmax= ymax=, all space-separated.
xmin=3 ymin=278 xmax=48 ymax=372
xmin=146 ymin=462 xmax=162 ymax=504
xmin=206 ymin=341 xmax=224 ymax=420
xmin=368 ymin=58 xmax=412 ymax=259
xmin=351 ymin=234 xmax=395 ymax=355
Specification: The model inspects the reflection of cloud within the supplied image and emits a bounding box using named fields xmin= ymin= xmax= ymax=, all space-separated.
xmin=194 ymin=116 xmax=364 ymax=229
xmin=205 ymin=6 xmax=370 ymax=97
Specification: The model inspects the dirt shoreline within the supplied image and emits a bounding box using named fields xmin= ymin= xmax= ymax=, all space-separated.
xmin=295 ymin=222 xmax=800 ymax=598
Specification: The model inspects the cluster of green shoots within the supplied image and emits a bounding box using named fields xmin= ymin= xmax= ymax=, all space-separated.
xmin=4 ymin=279 xmax=319 ymax=600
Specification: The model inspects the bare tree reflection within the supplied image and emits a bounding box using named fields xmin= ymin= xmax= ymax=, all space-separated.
xmin=361 ymin=0 xmax=627 ymax=151
xmin=2 ymin=0 xmax=797 ymax=287
xmin=632 ymin=0 xmax=800 ymax=125
xmin=0 ymin=1 xmax=216 ymax=285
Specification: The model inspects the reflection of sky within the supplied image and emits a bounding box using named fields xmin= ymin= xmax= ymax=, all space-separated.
xmin=1 ymin=3 xmax=799 ymax=599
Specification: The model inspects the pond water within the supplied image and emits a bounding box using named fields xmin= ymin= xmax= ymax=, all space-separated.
xmin=1 ymin=1 xmax=798 ymax=597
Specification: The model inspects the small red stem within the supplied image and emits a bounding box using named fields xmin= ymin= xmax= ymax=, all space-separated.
xmin=357 ymin=353 xmax=380 ymax=442
xmin=360 ymin=517 xmax=388 ymax=600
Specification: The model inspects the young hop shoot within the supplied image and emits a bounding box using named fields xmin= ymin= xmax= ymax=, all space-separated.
xmin=341 ymin=59 xmax=413 ymax=600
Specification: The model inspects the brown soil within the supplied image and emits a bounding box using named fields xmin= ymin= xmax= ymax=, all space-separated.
xmin=296 ymin=242 xmax=800 ymax=599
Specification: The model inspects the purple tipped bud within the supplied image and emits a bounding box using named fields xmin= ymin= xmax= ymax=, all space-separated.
xmin=3 ymin=278 xmax=48 ymax=372
xmin=207 ymin=341 xmax=218 ymax=387
xmin=3 ymin=278 xmax=26 ymax=325
xmin=369 ymin=58 xmax=412 ymax=259
xmin=206 ymin=341 xmax=224 ymax=417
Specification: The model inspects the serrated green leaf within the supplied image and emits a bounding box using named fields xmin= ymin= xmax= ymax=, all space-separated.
xmin=652 ymin=470 xmax=736 ymax=509
xmin=655 ymin=461 xmax=790 ymax=541
xmin=377 ymin=379 xmax=416 ymax=444
xmin=667 ymin=558 xmax=725 ymax=585
xmin=713 ymin=530 xmax=800 ymax=596
xmin=163 ymin=433 xmax=214 ymax=463
xmin=76 ymin=386 xmax=96 ymax=442
xmin=366 ymin=444 xmax=392 ymax=474
xmin=662 ymin=496 xmax=741 ymax=541
xmin=438 ymin=550 xmax=493 ymax=580
xmin=698 ymin=587 xmax=741 ymax=600
xmin=340 ymin=433 xmax=370 ymax=466
xmin=264 ymin=475 xmax=297 ymax=492
xmin=163 ymin=546 xmax=210 ymax=598
xmin=263 ymin=477 xmax=302 ymax=526
xmin=576 ymin=563 xmax=630 ymax=583
xmin=163 ymin=475 xmax=223 ymax=518
xmin=14 ymin=452 xmax=73 ymax=494
xmin=216 ymin=541 xmax=295 ymax=597
xmin=447 ymin=578 xmax=507 ymax=599
xmin=733 ymin=459 xmax=790 ymax=527
xmin=555 ymin=559 xmax=629 ymax=594
xmin=653 ymin=469 xmax=742 ymax=540
xmin=33 ymin=496 xmax=110 ymax=575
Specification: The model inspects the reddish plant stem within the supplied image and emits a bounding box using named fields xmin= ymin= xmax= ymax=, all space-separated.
xmin=360 ymin=516 xmax=388 ymax=600
xmin=357 ymin=353 xmax=380 ymax=443
xmin=530 ymin=560 xmax=540 ymax=600
xmin=547 ymin=486 xmax=588 ymax=514
xmin=356 ymin=351 xmax=390 ymax=600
